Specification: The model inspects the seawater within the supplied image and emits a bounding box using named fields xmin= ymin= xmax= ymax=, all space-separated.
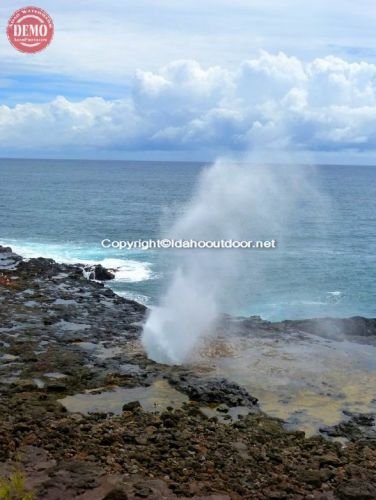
xmin=1 ymin=158 xmax=376 ymax=320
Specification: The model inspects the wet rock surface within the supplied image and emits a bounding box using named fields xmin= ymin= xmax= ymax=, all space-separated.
xmin=0 ymin=246 xmax=375 ymax=499
xmin=320 ymin=411 xmax=376 ymax=442
xmin=227 ymin=314 xmax=376 ymax=345
xmin=168 ymin=374 xmax=259 ymax=408
xmin=0 ymin=245 xmax=22 ymax=271
xmin=83 ymin=264 xmax=116 ymax=281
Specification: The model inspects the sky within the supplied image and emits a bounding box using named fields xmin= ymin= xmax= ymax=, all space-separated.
xmin=1 ymin=0 xmax=376 ymax=162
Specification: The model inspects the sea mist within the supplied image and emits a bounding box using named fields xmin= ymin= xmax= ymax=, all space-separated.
xmin=142 ymin=158 xmax=326 ymax=364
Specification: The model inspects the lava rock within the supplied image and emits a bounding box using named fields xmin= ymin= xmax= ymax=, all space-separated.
xmin=320 ymin=412 xmax=376 ymax=441
xmin=0 ymin=245 xmax=12 ymax=253
xmin=103 ymin=489 xmax=129 ymax=499
xmin=122 ymin=401 xmax=142 ymax=412
xmin=169 ymin=375 xmax=259 ymax=408
xmin=336 ymin=479 xmax=376 ymax=499
xmin=93 ymin=264 xmax=115 ymax=281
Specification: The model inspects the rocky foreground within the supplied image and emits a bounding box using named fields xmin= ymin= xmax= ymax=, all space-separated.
xmin=0 ymin=246 xmax=375 ymax=499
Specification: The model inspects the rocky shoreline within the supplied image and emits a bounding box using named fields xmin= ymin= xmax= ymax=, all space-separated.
xmin=0 ymin=246 xmax=375 ymax=499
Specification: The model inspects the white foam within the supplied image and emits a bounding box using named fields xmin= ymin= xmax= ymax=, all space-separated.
xmin=0 ymin=240 xmax=154 ymax=283
xmin=108 ymin=261 xmax=153 ymax=282
xmin=0 ymin=240 xmax=72 ymax=262
xmin=79 ymin=258 xmax=153 ymax=282
xmin=116 ymin=290 xmax=150 ymax=305
xmin=0 ymin=253 xmax=20 ymax=270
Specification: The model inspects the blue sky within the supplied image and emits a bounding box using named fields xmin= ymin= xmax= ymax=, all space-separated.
xmin=1 ymin=0 xmax=376 ymax=162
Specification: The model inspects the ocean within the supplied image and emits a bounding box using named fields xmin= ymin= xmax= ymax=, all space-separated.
xmin=1 ymin=158 xmax=375 ymax=321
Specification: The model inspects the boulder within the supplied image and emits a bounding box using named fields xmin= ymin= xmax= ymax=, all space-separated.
xmin=122 ymin=401 xmax=142 ymax=412
xmin=169 ymin=375 xmax=259 ymax=408
xmin=93 ymin=264 xmax=115 ymax=281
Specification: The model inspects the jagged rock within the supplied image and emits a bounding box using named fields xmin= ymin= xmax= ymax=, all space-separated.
xmin=93 ymin=264 xmax=115 ymax=281
xmin=83 ymin=264 xmax=115 ymax=281
xmin=0 ymin=245 xmax=22 ymax=270
xmin=279 ymin=316 xmax=376 ymax=340
xmin=0 ymin=245 xmax=12 ymax=253
xmin=168 ymin=375 xmax=258 ymax=408
xmin=336 ymin=479 xmax=376 ymax=499
xmin=1 ymin=249 xmax=376 ymax=499
xmin=122 ymin=401 xmax=142 ymax=412
xmin=320 ymin=412 xmax=376 ymax=441
xmin=229 ymin=315 xmax=376 ymax=344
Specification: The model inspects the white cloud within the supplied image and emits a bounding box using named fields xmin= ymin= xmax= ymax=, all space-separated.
xmin=2 ymin=52 xmax=376 ymax=155
xmin=1 ymin=0 xmax=376 ymax=87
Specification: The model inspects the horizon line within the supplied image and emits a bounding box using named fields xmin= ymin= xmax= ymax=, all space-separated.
xmin=0 ymin=157 xmax=375 ymax=168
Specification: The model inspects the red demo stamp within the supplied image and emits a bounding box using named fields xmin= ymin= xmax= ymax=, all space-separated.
xmin=7 ymin=6 xmax=54 ymax=54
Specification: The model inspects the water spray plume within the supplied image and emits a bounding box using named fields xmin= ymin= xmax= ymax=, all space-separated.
xmin=142 ymin=157 xmax=326 ymax=364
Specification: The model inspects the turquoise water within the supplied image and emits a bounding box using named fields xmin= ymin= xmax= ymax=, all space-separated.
xmin=1 ymin=159 xmax=375 ymax=320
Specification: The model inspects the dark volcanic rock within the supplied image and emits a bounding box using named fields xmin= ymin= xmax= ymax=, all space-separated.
xmin=281 ymin=316 xmax=376 ymax=340
xmin=168 ymin=374 xmax=259 ymax=408
xmin=336 ymin=479 xmax=376 ymax=500
xmin=92 ymin=264 xmax=115 ymax=281
xmin=1 ymin=249 xmax=376 ymax=499
xmin=0 ymin=245 xmax=22 ymax=270
xmin=320 ymin=411 xmax=376 ymax=441
xmin=0 ymin=245 xmax=12 ymax=253
xmin=230 ymin=314 xmax=376 ymax=345
xmin=122 ymin=401 xmax=142 ymax=412
xmin=82 ymin=263 xmax=116 ymax=281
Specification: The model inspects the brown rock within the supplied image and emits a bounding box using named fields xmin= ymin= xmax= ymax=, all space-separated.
xmin=102 ymin=489 xmax=128 ymax=499
xmin=336 ymin=479 xmax=376 ymax=499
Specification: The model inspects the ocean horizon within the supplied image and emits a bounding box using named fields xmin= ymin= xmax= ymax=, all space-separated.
xmin=1 ymin=158 xmax=375 ymax=321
